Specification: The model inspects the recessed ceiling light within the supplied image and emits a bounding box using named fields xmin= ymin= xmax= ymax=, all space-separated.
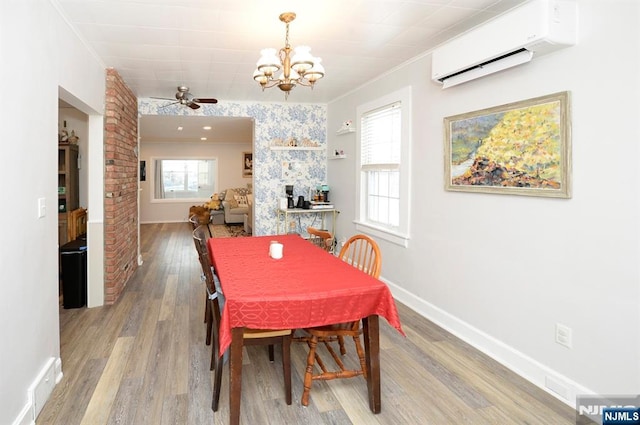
xmin=200 ymin=137 xmax=207 ymax=141
xmin=203 ymin=126 xmax=212 ymax=130
xmin=177 ymin=126 xmax=183 ymax=131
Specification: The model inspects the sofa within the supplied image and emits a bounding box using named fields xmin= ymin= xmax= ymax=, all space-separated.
xmin=221 ymin=187 xmax=252 ymax=224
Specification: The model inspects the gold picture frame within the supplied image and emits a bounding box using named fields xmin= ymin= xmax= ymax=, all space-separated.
xmin=242 ymin=152 xmax=252 ymax=178
xmin=444 ymin=91 xmax=571 ymax=198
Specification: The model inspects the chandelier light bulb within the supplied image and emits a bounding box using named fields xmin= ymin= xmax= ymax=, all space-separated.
xmin=257 ymin=48 xmax=281 ymax=76
xmin=305 ymin=57 xmax=325 ymax=83
xmin=288 ymin=69 xmax=301 ymax=80
xmin=291 ymin=46 xmax=314 ymax=73
xmin=253 ymin=69 xmax=268 ymax=85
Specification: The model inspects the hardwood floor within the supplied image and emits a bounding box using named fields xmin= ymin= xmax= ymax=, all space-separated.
xmin=38 ymin=223 xmax=576 ymax=425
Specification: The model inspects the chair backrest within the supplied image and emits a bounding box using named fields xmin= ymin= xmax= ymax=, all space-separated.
xmin=307 ymin=227 xmax=333 ymax=252
xmin=192 ymin=225 xmax=225 ymax=322
xmin=192 ymin=225 xmax=216 ymax=294
xmin=338 ymin=234 xmax=381 ymax=278
xmin=68 ymin=208 xmax=88 ymax=241
xmin=190 ymin=213 xmax=213 ymax=239
xmin=188 ymin=213 xmax=200 ymax=230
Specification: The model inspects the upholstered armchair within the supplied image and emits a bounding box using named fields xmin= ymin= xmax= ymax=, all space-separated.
xmin=221 ymin=187 xmax=252 ymax=224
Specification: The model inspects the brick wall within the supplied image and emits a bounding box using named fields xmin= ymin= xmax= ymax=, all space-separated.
xmin=104 ymin=69 xmax=138 ymax=304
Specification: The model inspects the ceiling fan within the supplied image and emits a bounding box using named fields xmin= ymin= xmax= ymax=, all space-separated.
xmin=154 ymin=86 xmax=218 ymax=110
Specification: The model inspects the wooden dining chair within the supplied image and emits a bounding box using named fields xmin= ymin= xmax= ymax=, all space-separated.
xmin=189 ymin=212 xmax=212 ymax=236
xmin=190 ymin=214 xmax=212 ymax=340
xmin=300 ymin=234 xmax=381 ymax=407
xmin=192 ymin=224 xmax=215 ymax=348
xmin=306 ymin=226 xmax=333 ymax=252
xmin=188 ymin=213 xmax=199 ymax=230
xmin=192 ymin=226 xmax=292 ymax=411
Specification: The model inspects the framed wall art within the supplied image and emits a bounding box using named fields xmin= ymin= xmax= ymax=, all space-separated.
xmin=281 ymin=161 xmax=305 ymax=181
xmin=444 ymin=91 xmax=571 ymax=198
xmin=242 ymin=152 xmax=252 ymax=178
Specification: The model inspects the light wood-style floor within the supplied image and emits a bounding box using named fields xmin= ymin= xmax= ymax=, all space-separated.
xmin=38 ymin=223 xmax=577 ymax=425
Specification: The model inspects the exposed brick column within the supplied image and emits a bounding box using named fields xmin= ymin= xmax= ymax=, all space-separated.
xmin=104 ymin=68 xmax=138 ymax=304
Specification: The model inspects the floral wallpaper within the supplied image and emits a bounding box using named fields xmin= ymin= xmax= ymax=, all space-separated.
xmin=139 ymin=99 xmax=328 ymax=235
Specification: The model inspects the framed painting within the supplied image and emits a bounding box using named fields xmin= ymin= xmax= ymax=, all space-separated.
xmin=444 ymin=91 xmax=571 ymax=198
xmin=242 ymin=152 xmax=252 ymax=178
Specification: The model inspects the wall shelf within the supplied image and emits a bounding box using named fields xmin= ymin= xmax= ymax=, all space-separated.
xmin=330 ymin=154 xmax=347 ymax=159
xmin=336 ymin=128 xmax=355 ymax=135
xmin=270 ymin=146 xmax=323 ymax=151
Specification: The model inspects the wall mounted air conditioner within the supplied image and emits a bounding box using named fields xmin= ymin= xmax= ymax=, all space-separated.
xmin=431 ymin=0 xmax=577 ymax=89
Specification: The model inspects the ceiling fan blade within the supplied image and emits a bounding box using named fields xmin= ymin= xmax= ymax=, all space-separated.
xmin=188 ymin=102 xmax=200 ymax=110
xmin=193 ymin=98 xmax=218 ymax=104
xmin=158 ymin=101 xmax=179 ymax=109
xmin=150 ymin=96 xmax=175 ymax=101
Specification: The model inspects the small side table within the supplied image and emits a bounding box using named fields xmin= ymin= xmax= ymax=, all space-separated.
xmin=210 ymin=209 xmax=225 ymax=225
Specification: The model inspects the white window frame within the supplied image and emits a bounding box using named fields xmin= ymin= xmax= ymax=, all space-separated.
xmin=150 ymin=157 xmax=218 ymax=203
xmin=355 ymin=86 xmax=411 ymax=247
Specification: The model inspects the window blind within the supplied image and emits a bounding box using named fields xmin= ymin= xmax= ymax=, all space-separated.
xmin=361 ymin=101 xmax=401 ymax=166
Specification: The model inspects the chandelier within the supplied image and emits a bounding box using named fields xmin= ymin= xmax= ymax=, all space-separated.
xmin=253 ymin=12 xmax=325 ymax=99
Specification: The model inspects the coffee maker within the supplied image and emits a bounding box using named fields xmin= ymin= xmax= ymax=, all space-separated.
xmin=285 ymin=185 xmax=295 ymax=209
xmin=321 ymin=184 xmax=330 ymax=202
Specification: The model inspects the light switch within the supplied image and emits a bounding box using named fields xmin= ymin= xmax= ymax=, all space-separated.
xmin=38 ymin=197 xmax=46 ymax=218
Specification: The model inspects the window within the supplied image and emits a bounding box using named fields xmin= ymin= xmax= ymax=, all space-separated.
xmin=152 ymin=158 xmax=217 ymax=201
xmin=356 ymin=87 xmax=411 ymax=246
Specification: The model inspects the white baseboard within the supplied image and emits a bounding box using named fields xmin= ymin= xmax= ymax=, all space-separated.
xmin=12 ymin=357 xmax=62 ymax=425
xmin=384 ymin=279 xmax=593 ymax=409
xmin=12 ymin=404 xmax=33 ymax=425
xmin=55 ymin=358 xmax=63 ymax=384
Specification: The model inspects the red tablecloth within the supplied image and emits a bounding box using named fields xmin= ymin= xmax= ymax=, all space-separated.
xmin=208 ymin=234 xmax=404 ymax=356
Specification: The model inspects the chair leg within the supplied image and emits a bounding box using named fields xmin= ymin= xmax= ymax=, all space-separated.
xmin=337 ymin=335 xmax=347 ymax=355
xmin=282 ymin=335 xmax=292 ymax=405
xmin=301 ymin=335 xmax=319 ymax=406
xmin=353 ymin=335 xmax=368 ymax=379
xmin=210 ymin=343 xmax=216 ymax=372
xmin=268 ymin=344 xmax=275 ymax=362
xmin=212 ymin=348 xmax=224 ymax=411
xmin=210 ymin=321 xmax=218 ymax=372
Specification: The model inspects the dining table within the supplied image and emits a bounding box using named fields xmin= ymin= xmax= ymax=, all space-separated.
xmin=208 ymin=234 xmax=404 ymax=425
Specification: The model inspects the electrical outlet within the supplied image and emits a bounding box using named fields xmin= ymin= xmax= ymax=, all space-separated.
xmin=38 ymin=197 xmax=46 ymax=218
xmin=555 ymin=323 xmax=572 ymax=348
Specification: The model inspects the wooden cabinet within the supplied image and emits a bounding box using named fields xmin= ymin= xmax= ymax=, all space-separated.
xmin=58 ymin=144 xmax=79 ymax=246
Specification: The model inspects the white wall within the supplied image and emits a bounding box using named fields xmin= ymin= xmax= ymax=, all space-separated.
xmin=139 ymin=142 xmax=252 ymax=223
xmin=328 ymin=0 xmax=639 ymax=405
xmin=0 ymin=1 xmax=106 ymax=424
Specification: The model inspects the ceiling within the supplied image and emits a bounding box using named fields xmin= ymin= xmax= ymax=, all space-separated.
xmin=139 ymin=115 xmax=253 ymax=144
xmin=55 ymin=0 xmax=528 ymax=105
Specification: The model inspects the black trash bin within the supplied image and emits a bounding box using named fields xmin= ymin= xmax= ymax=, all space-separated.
xmin=60 ymin=238 xmax=87 ymax=309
